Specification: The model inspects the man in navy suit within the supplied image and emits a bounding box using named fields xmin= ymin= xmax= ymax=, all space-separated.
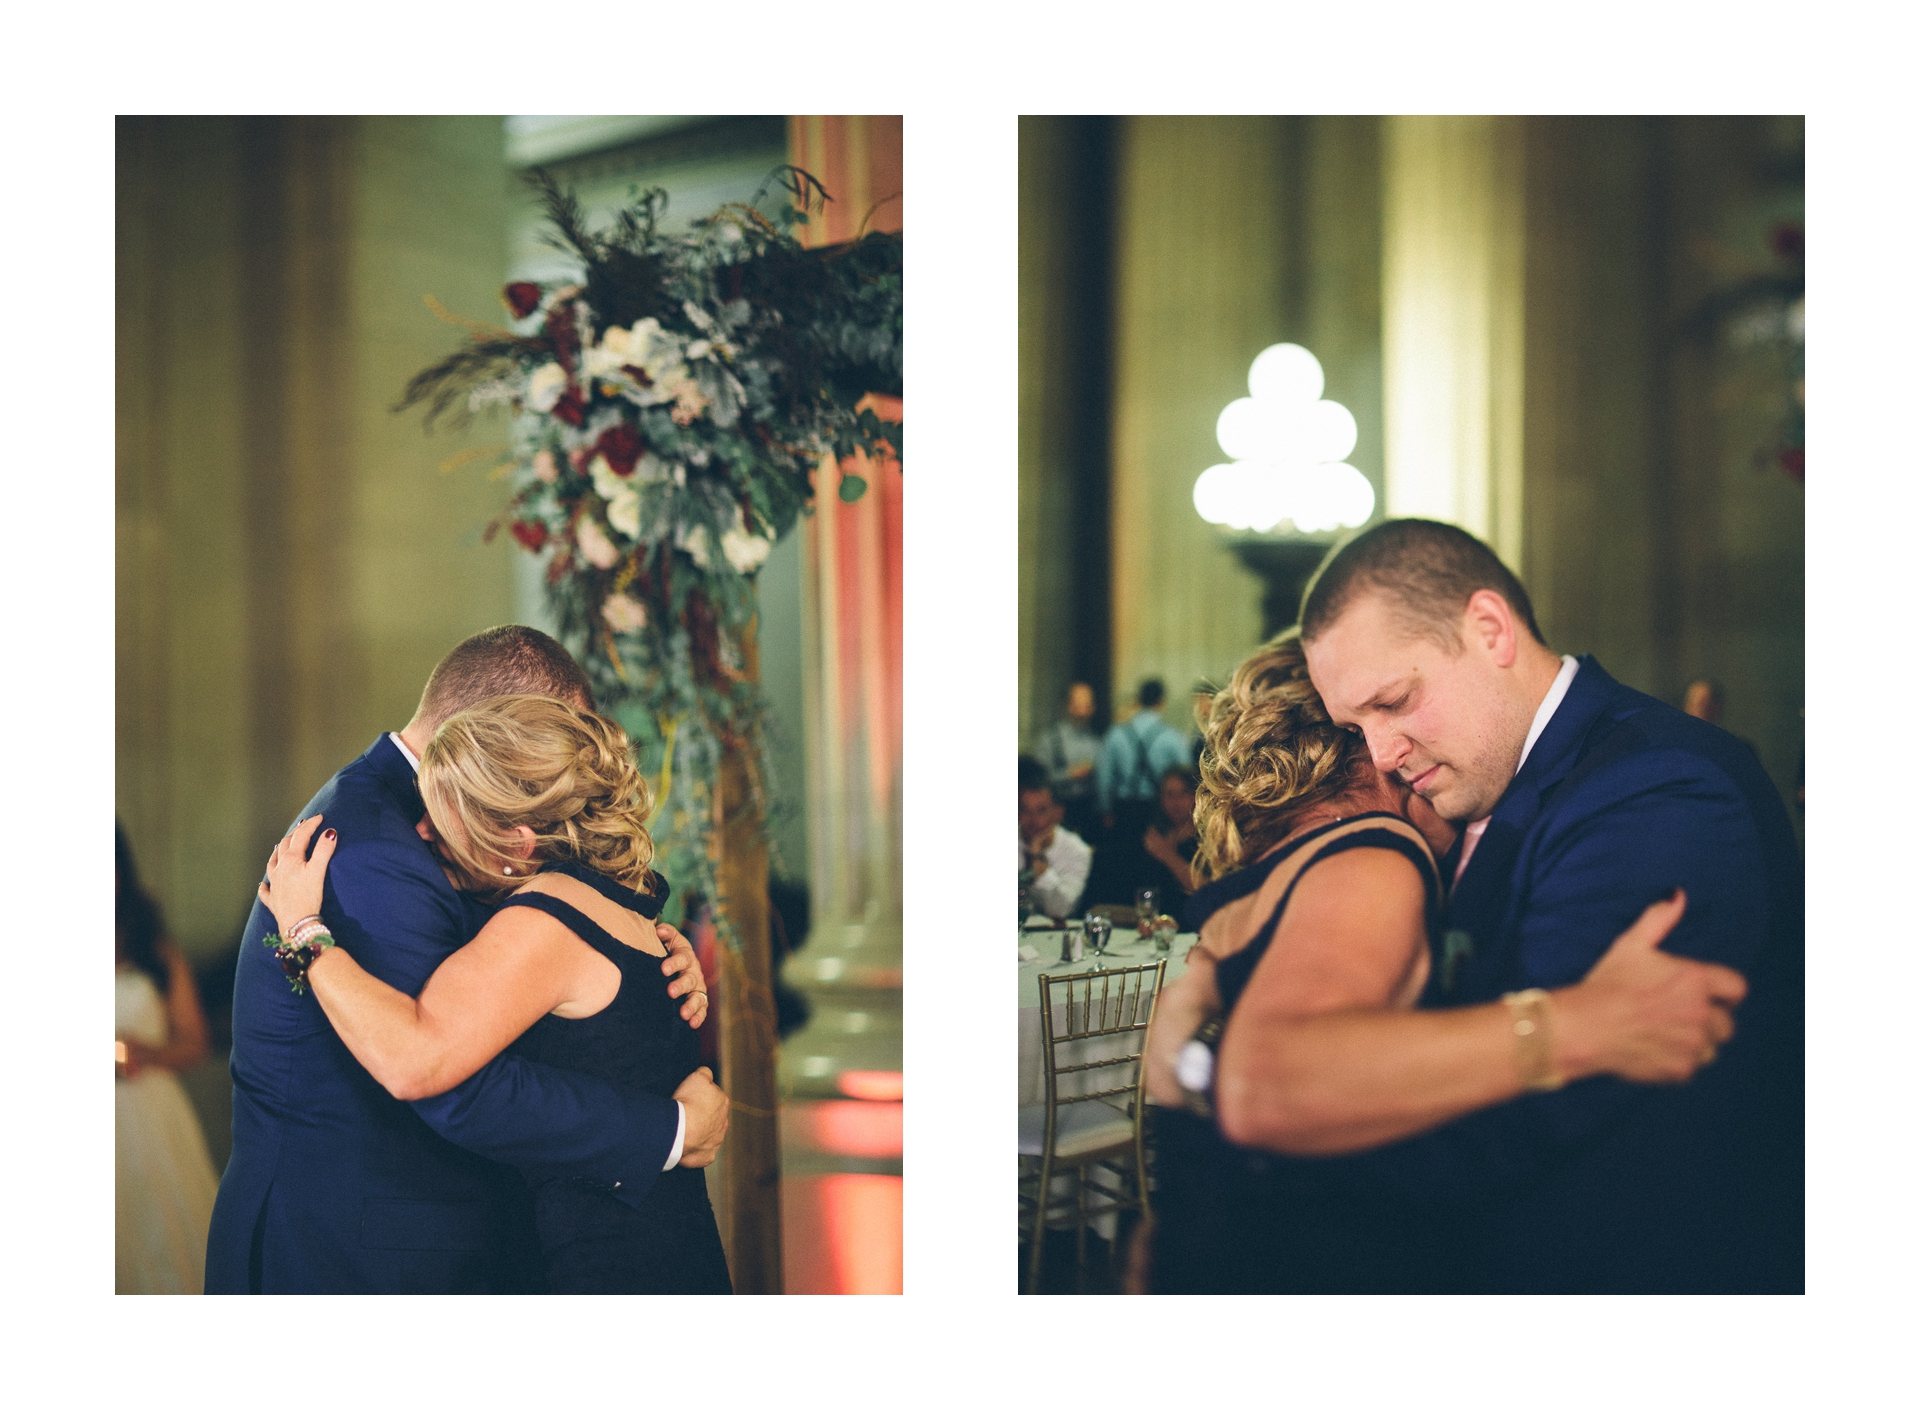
xmin=1207 ymin=520 xmax=1801 ymax=1292
xmin=206 ymin=626 xmax=730 ymax=1293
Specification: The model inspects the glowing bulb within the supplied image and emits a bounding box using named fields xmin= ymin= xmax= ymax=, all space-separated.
xmin=1192 ymin=463 xmax=1238 ymax=524
xmin=1248 ymin=343 xmax=1324 ymax=405
xmin=1215 ymin=398 xmax=1273 ymax=460
xmin=1304 ymin=400 xmax=1359 ymax=464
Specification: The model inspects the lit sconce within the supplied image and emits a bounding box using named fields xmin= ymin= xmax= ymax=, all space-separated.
xmin=1192 ymin=343 xmax=1375 ymax=534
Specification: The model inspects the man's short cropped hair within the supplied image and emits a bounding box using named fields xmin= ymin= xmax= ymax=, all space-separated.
xmin=1017 ymin=753 xmax=1050 ymax=795
xmin=415 ymin=625 xmax=596 ymax=732
xmin=1299 ymin=518 xmax=1545 ymax=651
xmin=1137 ymin=679 xmax=1166 ymax=710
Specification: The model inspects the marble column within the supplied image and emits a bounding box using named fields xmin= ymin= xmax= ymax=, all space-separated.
xmin=1381 ymin=114 xmax=1527 ymax=572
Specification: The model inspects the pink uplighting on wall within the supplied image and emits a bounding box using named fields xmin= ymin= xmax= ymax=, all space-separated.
xmin=836 ymin=1069 xmax=904 ymax=1102
xmin=782 ymin=1173 xmax=904 ymax=1294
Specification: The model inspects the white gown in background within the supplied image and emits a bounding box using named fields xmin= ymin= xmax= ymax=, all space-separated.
xmin=116 ymin=966 xmax=220 ymax=1294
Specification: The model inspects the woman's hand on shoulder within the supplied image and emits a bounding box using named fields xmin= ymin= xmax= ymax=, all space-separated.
xmin=258 ymin=814 xmax=337 ymax=932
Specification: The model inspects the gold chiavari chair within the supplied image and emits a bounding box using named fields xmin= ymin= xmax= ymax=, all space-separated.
xmin=1018 ymin=959 xmax=1166 ymax=1292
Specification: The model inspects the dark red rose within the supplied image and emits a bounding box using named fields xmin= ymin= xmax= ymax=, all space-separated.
xmin=544 ymin=302 xmax=580 ymax=371
xmin=1779 ymin=447 xmax=1804 ymax=482
xmin=596 ymin=421 xmax=645 ymax=477
xmin=552 ymin=388 xmax=586 ymax=426
xmin=503 ymin=282 xmax=543 ymax=320
xmin=510 ymin=519 xmax=550 ymax=552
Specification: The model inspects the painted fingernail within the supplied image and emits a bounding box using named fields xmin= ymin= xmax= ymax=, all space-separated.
xmin=323 ymin=830 xmax=336 ymax=840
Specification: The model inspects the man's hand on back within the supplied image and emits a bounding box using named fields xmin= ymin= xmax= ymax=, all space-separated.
xmin=656 ymin=922 xmax=709 ymax=1029
xmin=1554 ymin=890 xmax=1748 ymax=1085
xmin=672 ymin=1066 xmax=730 ymax=1168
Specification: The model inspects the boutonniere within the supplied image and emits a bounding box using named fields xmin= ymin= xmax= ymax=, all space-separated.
xmin=1439 ymin=928 xmax=1475 ymax=993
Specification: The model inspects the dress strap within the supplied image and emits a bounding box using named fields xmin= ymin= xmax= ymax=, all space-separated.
xmin=497 ymin=891 xmax=639 ymax=969
xmin=544 ymin=859 xmax=668 ymax=920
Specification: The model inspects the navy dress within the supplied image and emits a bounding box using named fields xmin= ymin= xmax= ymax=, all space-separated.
xmin=1151 ymin=816 xmax=1450 ymax=1293
xmin=500 ymin=862 xmax=733 ymax=1294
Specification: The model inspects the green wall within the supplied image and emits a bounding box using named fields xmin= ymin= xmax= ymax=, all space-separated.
xmin=117 ymin=116 xmax=518 ymax=959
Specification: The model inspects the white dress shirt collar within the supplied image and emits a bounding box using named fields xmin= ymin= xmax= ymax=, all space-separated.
xmin=1453 ymin=655 xmax=1579 ymax=884
xmin=1516 ymin=655 xmax=1580 ymax=777
xmin=388 ymin=731 xmax=422 ymax=775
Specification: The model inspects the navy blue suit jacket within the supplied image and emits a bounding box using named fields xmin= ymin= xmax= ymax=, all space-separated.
xmin=204 ymin=736 xmax=683 ymax=1293
xmin=1334 ymin=657 xmax=1804 ymax=1292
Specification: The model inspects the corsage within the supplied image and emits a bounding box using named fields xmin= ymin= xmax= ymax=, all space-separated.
xmin=263 ymin=915 xmax=335 ymax=996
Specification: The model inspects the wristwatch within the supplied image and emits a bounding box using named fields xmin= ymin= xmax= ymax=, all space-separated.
xmin=1174 ymin=1015 xmax=1225 ymax=1120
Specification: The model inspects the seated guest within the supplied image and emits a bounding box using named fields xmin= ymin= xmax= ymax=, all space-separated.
xmin=1083 ymin=765 xmax=1201 ymax=907
xmin=1032 ymin=681 xmax=1103 ymax=840
xmin=1019 ymin=756 xmax=1091 ymax=920
xmin=1142 ymin=765 xmax=1200 ymax=894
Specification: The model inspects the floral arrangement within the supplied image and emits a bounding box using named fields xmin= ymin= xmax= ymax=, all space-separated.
xmin=398 ymin=168 xmax=902 ymax=938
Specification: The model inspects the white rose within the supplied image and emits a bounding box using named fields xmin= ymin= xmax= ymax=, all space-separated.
xmin=582 ymin=344 xmax=624 ymax=378
xmin=588 ymin=454 xmax=626 ymax=502
xmin=601 ymin=593 xmax=648 ymax=633
xmin=588 ymin=455 xmax=642 ymax=539
xmin=721 ymin=522 xmax=773 ymax=575
xmin=605 ymin=488 xmax=641 ymax=540
xmin=526 ymin=363 xmax=567 ymax=413
xmin=576 ymin=515 xmax=620 ymax=569
xmin=675 ymin=522 xmax=711 ymax=570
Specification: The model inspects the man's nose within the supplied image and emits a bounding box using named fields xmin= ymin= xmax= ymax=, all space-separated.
xmin=1364 ymin=725 xmax=1409 ymax=773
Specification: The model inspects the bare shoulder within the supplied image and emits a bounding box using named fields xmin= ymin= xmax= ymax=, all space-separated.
xmin=1284 ymin=846 xmax=1428 ymax=927
xmin=472 ymin=897 xmax=576 ymax=951
xmin=1246 ymin=846 xmax=1429 ymax=1011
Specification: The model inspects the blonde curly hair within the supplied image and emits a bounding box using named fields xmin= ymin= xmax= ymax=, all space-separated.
xmin=418 ymin=694 xmax=656 ymax=895
xmin=1193 ymin=629 xmax=1377 ymax=882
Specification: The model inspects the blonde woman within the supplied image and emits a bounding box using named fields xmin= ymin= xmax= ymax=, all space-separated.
xmin=257 ymin=695 xmax=731 ymax=1294
xmin=1140 ymin=631 xmax=1744 ymax=1293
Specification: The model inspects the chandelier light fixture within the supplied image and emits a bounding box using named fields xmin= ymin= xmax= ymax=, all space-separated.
xmin=1192 ymin=343 xmax=1375 ymax=534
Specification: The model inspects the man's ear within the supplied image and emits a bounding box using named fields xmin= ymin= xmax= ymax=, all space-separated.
xmin=1462 ymin=589 xmax=1519 ymax=667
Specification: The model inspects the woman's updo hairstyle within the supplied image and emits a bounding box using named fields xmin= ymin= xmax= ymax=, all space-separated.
xmin=419 ymin=694 xmax=656 ymax=894
xmin=1193 ymin=628 xmax=1377 ymax=881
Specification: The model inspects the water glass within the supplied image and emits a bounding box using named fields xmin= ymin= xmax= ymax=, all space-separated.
xmin=1085 ymin=914 xmax=1113 ymax=958
xmin=1152 ymin=914 xmax=1178 ymax=954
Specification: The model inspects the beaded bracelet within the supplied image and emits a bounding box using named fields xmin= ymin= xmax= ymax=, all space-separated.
xmin=263 ymin=924 xmax=335 ymax=996
xmin=286 ymin=914 xmax=330 ymax=948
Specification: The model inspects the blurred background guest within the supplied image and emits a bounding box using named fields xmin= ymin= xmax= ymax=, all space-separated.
xmin=116 ymin=822 xmax=220 ymax=1295
xmin=1032 ymin=681 xmax=1103 ymax=839
xmin=1682 ymin=678 xmax=1725 ymax=724
xmin=1186 ymin=681 xmax=1217 ymax=765
xmin=1095 ymin=679 xmax=1190 ymax=840
xmin=1085 ymin=764 xmax=1201 ymax=907
xmin=1020 ymin=756 xmax=1092 ymax=921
